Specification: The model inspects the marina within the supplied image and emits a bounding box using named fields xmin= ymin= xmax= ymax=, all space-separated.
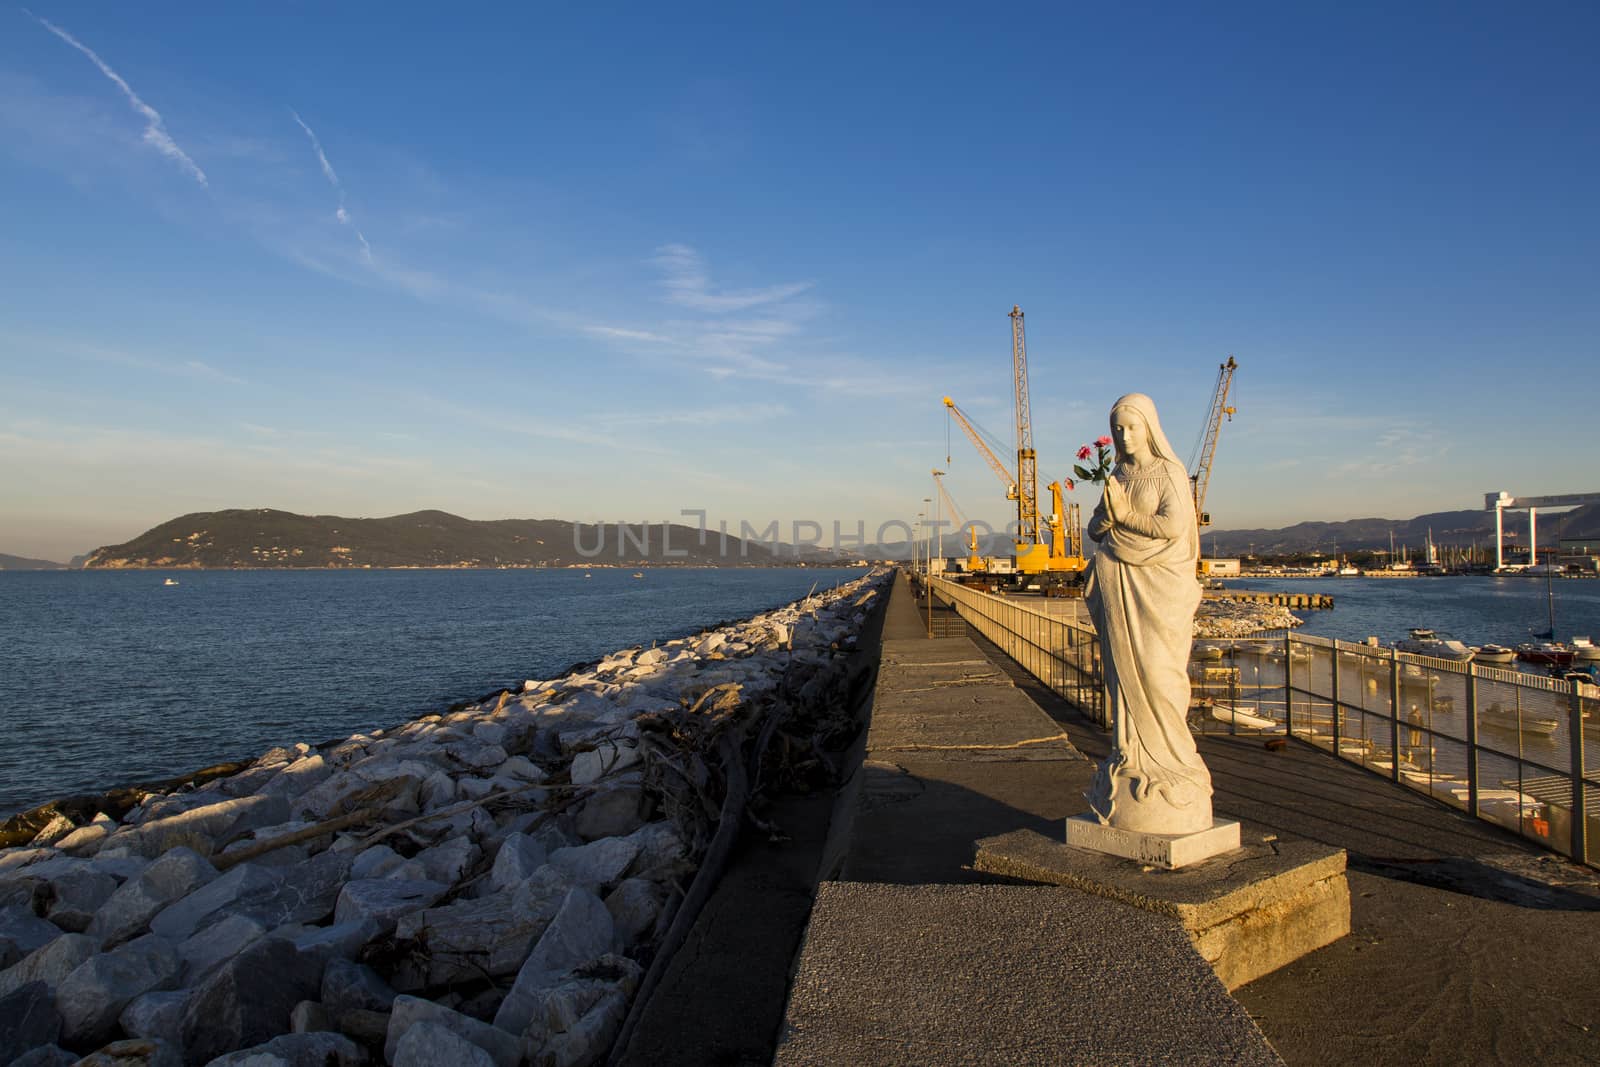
xmin=1227 ymin=573 xmax=1600 ymax=652
xmin=1185 ymin=635 xmax=1600 ymax=859
xmin=929 ymin=574 xmax=1600 ymax=867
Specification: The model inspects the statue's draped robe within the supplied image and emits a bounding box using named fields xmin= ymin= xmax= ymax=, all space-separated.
xmin=1084 ymin=456 xmax=1211 ymax=834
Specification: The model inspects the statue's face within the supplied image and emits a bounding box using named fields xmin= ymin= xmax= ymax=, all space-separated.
xmin=1111 ymin=407 xmax=1148 ymax=461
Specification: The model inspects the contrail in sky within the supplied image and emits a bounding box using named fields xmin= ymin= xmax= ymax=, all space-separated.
xmin=292 ymin=110 xmax=372 ymax=263
xmin=30 ymin=13 xmax=208 ymax=187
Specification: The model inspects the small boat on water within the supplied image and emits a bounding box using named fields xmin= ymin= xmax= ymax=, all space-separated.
xmin=584 ymin=572 xmax=592 ymax=579
xmin=632 ymin=572 xmax=644 ymax=579
xmin=1206 ymin=702 xmax=1280 ymax=730
xmin=1474 ymin=644 xmax=1516 ymax=666
xmin=1448 ymin=787 xmax=1546 ymax=824
xmin=1191 ymin=644 xmax=1225 ymax=661
xmin=1515 ymin=641 xmax=1574 ymax=668
xmin=163 ymin=578 xmax=179 ymax=587
xmin=1396 ymin=628 xmax=1475 ymax=662
xmin=1571 ymin=637 xmax=1600 ymax=663
xmin=1478 ymin=702 xmax=1561 ymax=737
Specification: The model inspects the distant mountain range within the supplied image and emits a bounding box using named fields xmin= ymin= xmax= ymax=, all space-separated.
xmin=0 ymin=552 xmax=72 ymax=571
xmin=9 ymin=502 xmax=1597 ymax=570
xmin=77 ymin=509 xmax=829 ymax=569
xmin=872 ymin=503 xmax=1600 ymax=560
xmin=1203 ymin=504 xmax=1600 ymax=557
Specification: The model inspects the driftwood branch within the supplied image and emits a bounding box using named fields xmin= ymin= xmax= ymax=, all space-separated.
xmin=355 ymin=781 xmax=578 ymax=850
xmin=214 ymin=804 xmax=387 ymax=871
xmin=214 ymin=779 xmax=570 ymax=870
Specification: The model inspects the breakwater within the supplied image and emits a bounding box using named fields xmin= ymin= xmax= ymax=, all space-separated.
xmin=1208 ymin=589 xmax=1333 ymax=610
xmin=0 ymin=566 xmax=872 ymax=818
xmin=0 ymin=568 xmax=890 ymax=1065
xmin=1195 ymin=595 xmax=1309 ymax=639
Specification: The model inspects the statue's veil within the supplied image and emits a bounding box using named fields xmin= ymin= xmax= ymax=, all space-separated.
xmin=1108 ymin=392 xmax=1199 ymax=556
xmin=1109 ymin=393 xmax=1181 ymax=466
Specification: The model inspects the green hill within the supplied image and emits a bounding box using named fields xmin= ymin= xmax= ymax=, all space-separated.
xmin=80 ymin=509 xmax=804 ymax=569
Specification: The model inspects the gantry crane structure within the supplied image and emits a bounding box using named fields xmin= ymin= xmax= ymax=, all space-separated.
xmin=940 ymin=305 xmax=1086 ymax=582
xmin=1009 ymin=306 xmax=1043 ymax=556
xmin=1046 ymin=481 xmax=1083 ymax=562
xmin=1190 ymin=356 xmax=1237 ymax=528
xmin=933 ymin=469 xmax=986 ymax=574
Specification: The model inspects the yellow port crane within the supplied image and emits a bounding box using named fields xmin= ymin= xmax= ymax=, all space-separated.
xmin=1046 ymin=480 xmax=1083 ymax=562
xmin=940 ymin=305 xmax=1086 ymax=581
xmin=933 ymin=468 xmax=986 ymax=573
xmin=1190 ymin=356 xmax=1237 ymax=528
xmin=942 ymin=397 xmax=1015 ymax=496
xmin=943 ymin=395 xmax=1047 ymax=569
xmin=1009 ymin=306 xmax=1043 ymax=556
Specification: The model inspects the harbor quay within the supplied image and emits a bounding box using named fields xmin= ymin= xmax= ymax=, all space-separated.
xmin=777 ymin=572 xmax=1600 ymax=1066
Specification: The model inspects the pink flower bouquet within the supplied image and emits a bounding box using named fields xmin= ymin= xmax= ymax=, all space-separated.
xmin=1072 ymin=436 xmax=1115 ymax=485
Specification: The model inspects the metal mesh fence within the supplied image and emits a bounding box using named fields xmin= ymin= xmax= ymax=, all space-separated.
xmin=927 ymin=577 xmax=1596 ymax=868
xmin=929 ymin=578 xmax=1105 ymax=726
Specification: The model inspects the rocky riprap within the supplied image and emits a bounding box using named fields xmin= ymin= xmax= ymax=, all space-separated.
xmin=1194 ymin=597 xmax=1303 ymax=639
xmin=0 ymin=569 xmax=890 ymax=1067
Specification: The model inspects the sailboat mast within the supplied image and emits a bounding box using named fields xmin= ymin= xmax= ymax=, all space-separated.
xmin=1546 ymin=551 xmax=1556 ymax=638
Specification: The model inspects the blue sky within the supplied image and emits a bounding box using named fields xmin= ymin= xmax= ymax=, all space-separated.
xmin=2 ymin=3 xmax=1596 ymax=560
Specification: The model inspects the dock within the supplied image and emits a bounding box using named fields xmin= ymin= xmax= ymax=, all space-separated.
xmin=771 ymin=572 xmax=1600 ymax=1065
xmin=775 ymin=574 xmax=1280 ymax=1064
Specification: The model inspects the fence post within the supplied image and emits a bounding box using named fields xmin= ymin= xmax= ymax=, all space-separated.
xmin=1465 ymin=666 xmax=1480 ymax=818
xmin=1284 ymin=632 xmax=1294 ymax=736
xmin=1571 ymin=677 xmax=1588 ymax=863
xmin=1330 ymin=639 xmax=1341 ymax=754
xmin=1389 ymin=648 xmax=1402 ymax=783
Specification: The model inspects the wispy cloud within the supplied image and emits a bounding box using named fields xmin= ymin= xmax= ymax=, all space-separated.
xmin=7 ymin=332 xmax=250 ymax=387
xmin=30 ymin=14 xmax=208 ymax=187
xmin=654 ymin=244 xmax=812 ymax=313
xmin=582 ymin=325 xmax=678 ymax=345
xmin=607 ymin=402 xmax=791 ymax=429
xmin=291 ymin=110 xmax=372 ymax=262
xmin=181 ymin=360 xmax=250 ymax=387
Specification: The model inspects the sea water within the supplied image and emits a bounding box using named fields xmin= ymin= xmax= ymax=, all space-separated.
xmin=1216 ymin=574 xmax=1600 ymax=802
xmin=1232 ymin=574 xmax=1600 ymax=647
xmin=0 ymin=567 xmax=866 ymax=817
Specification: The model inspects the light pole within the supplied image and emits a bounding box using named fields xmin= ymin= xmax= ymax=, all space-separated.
xmin=922 ymin=498 xmax=932 ymax=575
xmin=922 ymin=496 xmax=934 ymax=637
xmin=932 ymin=470 xmax=946 ymax=577
xmin=915 ymin=512 xmax=924 ymax=575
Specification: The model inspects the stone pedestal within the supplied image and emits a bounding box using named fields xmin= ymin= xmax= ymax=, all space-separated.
xmin=1064 ymin=814 xmax=1240 ymax=870
xmin=975 ymin=827 xmax=1350 ymax=990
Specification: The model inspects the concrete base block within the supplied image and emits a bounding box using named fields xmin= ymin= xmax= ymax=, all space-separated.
xmin=976 ymin=827 xmax=1351 ymax=989
xmin=1064 ymin=814 xmax=1241 ymax=870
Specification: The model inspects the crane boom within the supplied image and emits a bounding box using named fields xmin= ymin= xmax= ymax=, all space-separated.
xmin=943 ymin=397 xmax=1016 ymax=494
xmin=1010 ymin=306 xmax=1042 ymax=547
xmin=933 ymin=470 xmax=967 ymax=529
xmin=1191 ymin=356 xmax=1237 ymax=528
xmin=934 ymin=471 xmax=986 ymax=572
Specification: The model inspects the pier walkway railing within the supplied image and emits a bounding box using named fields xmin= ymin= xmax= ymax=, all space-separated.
xmin=928 ymin=577 xmax=1106 ymax=726
xmin=928 ymin=577 xmax=1597 ymax=869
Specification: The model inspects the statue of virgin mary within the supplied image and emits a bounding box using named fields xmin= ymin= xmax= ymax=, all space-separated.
xmin=1083 ymin=393 xmax=1213 ymax=835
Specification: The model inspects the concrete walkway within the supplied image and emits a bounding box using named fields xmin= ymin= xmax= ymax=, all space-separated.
xmin=775 ymin=574 xmax=1282 ymax=1065
xmin=892 ymin=576 xmax=1600 ymax=1066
